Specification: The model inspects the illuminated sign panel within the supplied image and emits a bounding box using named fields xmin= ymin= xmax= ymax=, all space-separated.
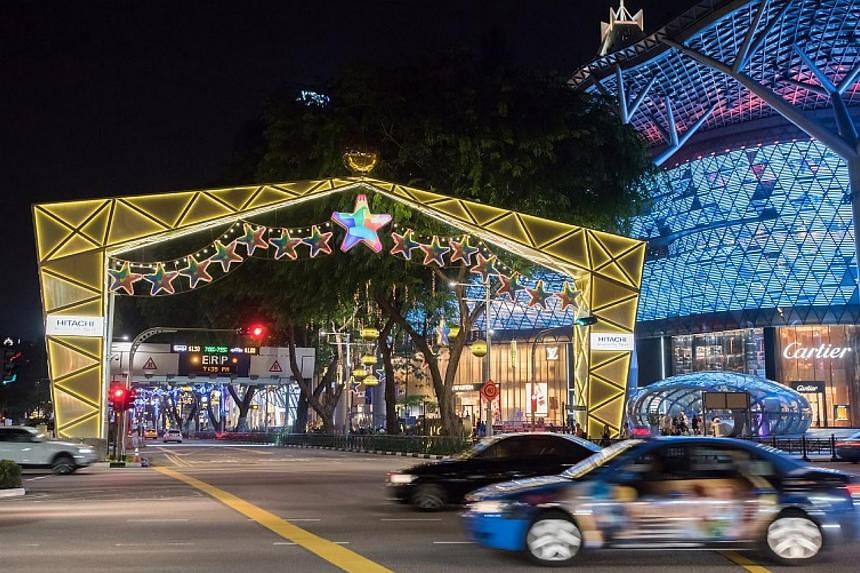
xmin=178 ymin=352 xmax=251 ymax=376
xmin=171 ymin=344 xmax=257 ymax=355
xmin=590 ymin=332 xmax=634 ymax=351
xmin=782 ymin=342 xmax=851 ymax=360
xmin=45 ymin=314 xmax=104 ymax=337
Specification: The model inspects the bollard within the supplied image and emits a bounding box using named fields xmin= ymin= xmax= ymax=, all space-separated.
xmin=831 ymin=434 xmax=839 ymax=462
xmin=801 ymin=435 xmax=810 ymax=462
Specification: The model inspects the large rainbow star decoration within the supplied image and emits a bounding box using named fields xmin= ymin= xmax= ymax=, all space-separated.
xmin=449 ymin=237 xmax=479 ymax=265
xmin=525 ymin=279 xmax=550 ymax=309
xmin=303 ymin=225 xmax=334 ymax=258
xmin=496 ymin=273 xmax=524 ymax=301
xmin=470 ymin=253 xmax=500 ymax=283
xmin=390 ymin=230 xmax=421 ymax=260
xmin=178 ymin=256 xmax=213 ymax=288
xmin=419 ymin=236 xmax=450 ymax=267
xmin=144 ymin=263 xmax=180 ymax=295
xmin=330 ymin=194 xmax=392 ymax=253
xmin=555 ymin=281 xmax=579 ymax=311
xmin=108 ymin=262 xmax=144 ymax=295
xmin=235 ymin=223 xmax=269 ymax=255
xmin=209 ymin=240 xmax=244 ymax=272
xmin=268 ymin=230 xmax=304 ymax=260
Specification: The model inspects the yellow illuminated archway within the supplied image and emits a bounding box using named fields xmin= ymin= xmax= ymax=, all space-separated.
xmin=33 ymin=177 xmax=645 ymax=440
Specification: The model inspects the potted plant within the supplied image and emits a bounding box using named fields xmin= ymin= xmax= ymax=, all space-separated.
xmin=0 ymin=459 xmax=25 ymax=498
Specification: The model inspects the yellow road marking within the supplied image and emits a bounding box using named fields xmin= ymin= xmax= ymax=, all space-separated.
xmin=154 ymin=466 xmax=392 ymax=573
xmin=721 ymin=551 xmax=773 ymax=573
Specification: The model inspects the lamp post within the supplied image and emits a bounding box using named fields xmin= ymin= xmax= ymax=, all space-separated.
xmin=450 ymin=280 xmax=494 ymax=437
xmin=320 ymin=331 xmax=377 ymax=434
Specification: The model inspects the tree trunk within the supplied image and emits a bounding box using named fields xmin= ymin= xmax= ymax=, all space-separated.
xmin=227 ymin=384 xmax=257 ymax=431
xmin=205 ymin=392 xmax=221 ymax=432
xmin=286 ymin=324 xmax=342 ymax=433
xmin=293 ymin=388 xmax=309 ymax=433
xmin=378 ymin=320 xmax=399 ymax=434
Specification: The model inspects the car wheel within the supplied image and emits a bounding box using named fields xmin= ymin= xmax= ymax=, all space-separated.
xmin=525 ymin=512 xmax=582 ymax=567
xmin=411 ymin=484 xmax=445 ymax=512
xmin=764 ymin=510 xmax=823 ymax=565
xmin=51 ymin=454 xmax=76 ymax=475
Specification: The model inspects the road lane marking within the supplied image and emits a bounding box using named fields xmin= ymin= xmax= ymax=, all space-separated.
xmin=275 ymin=541 xmax=350 ymax=545
xmin=721 ymin=551 xmax=772 ymax=573
xmin=127 ymin=518 xmax=190 ymax=523
xmin=155 ymin=466 xmax=391 ymax=573
xmin=25 ymin=476 xmax=49 ymax=481
xmin=379 ymin=517 xmax=443 ymax=521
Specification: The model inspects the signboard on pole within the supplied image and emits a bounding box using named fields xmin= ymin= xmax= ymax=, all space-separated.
xmin=480 ymin=380 xmax=499 ymax=401
xmin=45 ymin=314 xmax=104 ymax=337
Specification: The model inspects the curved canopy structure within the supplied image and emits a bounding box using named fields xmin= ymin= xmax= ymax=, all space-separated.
xmin=33 ymin=177 xmax=645 ymax=440
xmin=628 ymin=371 xmax=812 ymax=436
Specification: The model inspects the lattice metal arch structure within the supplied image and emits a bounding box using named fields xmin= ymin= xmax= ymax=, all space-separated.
xmin=33 ymin=178 xmax=645 ymax=440
xmin=572 ymin=0 xmax=860 ymax=268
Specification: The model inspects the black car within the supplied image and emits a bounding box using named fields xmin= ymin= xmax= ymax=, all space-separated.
xmin=386 ymin=432 xmax=600 ymax=511
xmin=836 ymin=431 xmax=860 ymax=462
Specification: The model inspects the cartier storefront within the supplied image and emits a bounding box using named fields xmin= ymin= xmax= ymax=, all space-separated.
xmin=775 ymin=325 xmax=860 ymax=428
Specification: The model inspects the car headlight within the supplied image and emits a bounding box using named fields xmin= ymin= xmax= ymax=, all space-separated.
xmin=77 ymin=447 xmax=94 ymax=454
xmin=468 ymin=500 xmax=510 ymax=514
xmin=388 ymin=473 xmax=416 ymax=485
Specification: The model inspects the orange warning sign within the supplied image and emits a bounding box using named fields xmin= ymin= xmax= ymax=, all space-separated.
xmin=142 ymin=357 xmax=157 ymax=370
xmin=268 ymin=360 xmax=283 ymax=373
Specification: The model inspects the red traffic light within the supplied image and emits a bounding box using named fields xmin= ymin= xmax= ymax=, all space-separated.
xmin=238 ymin=324 xmax=267 ymax=340
xmin=109 ymin=384 xmax=136 ymax=412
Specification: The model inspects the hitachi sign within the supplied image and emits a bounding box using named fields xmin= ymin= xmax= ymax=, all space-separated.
xmin=782 ymin=342 xmax=851 ymax=360
xmin=590 ymin=332 xmax=634 ymax=351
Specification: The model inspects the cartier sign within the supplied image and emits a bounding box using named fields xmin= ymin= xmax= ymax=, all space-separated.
xmin=782 ymin=342 xmax=851 ymax=360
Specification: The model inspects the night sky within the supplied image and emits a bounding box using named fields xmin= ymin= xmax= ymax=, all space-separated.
xmin=0 ymin=0 xmax=694 ymax=338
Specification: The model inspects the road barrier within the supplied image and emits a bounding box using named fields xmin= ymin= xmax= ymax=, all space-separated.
xmin=277 ymin=433 xmax=472 ymax=457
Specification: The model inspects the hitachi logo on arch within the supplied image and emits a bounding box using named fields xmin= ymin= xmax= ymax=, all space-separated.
xmin=782 ymin=341 xmax=852 ymax=360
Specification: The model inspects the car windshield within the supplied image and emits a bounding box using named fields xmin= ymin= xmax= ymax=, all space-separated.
xmin=849 ymin=431 xmax=860 ymax=440
xmin=561 ymin=439 xmax=643 ymax=479
xmin=457 ymin=436 xmax=502 ymax=459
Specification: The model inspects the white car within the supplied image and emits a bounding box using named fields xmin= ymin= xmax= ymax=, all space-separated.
xmin=0 ymin=426 xmax=98 ymax=474
xmin=162 ymin=429 xmax=183 ymax=443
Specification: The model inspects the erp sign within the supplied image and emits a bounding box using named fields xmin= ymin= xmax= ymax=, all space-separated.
xmin=178 ymin=352 xmax=251 ymax=377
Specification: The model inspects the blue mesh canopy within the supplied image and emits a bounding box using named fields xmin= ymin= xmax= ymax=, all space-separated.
xmin=629 ymin=371 xmax=811 ymax=436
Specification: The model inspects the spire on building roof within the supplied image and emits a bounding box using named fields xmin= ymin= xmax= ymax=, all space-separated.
xmin=599 ymin=0 xmax=645 ymax=57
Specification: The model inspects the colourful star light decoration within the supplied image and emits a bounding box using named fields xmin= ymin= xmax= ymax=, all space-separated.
xmin=390 ymin=229 xmax=421 ymax=260
xmin=108 ymin=262 xmax=143 ymax=295
xmin=235 ymin=223 xmax=269 ymax=255
xmin=303 ymin=225 xmax=334 ymax=258
xmin=419 ymin=236 xmax=450 ymax=267
xmin=496 ymin=273 xmax=524 ymax=301
xmin=144 ymin=263 xmax=179 ymax=295
xmin=470 ymin=253 xmax=500 ymax=283
xmin=555 ymin=281 xmax=579 ymax=311
xmin=268 ymin=230 xmax=303 ymax=260
xmin=449 ymin=237 xmax=479 ymax=265
xmin=178 ymin=256 xmax=213 ymax=288
xmin=209 ymin=240 xmax=244 ymax=272
xmin=330 ymin=194 xmax=392 ymax=253
xmin=525 ymin=279 xmax=550 ymax=309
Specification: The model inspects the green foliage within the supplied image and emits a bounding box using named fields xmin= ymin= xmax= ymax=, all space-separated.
xmin=0 ymin=459 xmax=22 ymax=489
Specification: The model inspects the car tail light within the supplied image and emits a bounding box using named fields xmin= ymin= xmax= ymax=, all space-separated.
xmin=846 ymin=484 xmax=860 ymax=499
xmin=836 ymin=441 xmax=859 ymax=448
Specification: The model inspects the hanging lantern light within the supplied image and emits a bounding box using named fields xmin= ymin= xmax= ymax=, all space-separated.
xmin=361 ymin=354 xmax=377 ymax=366
xmin=352 ymin=368 xmax=368 ymax=378
xmin=470 ymin=340 xmax=488 ymax=358
xmin=360 ymin=327 xmax=379 ymax=341
xmin=363 ymin=374 xmax=380 ymax=386
xmin=449 ymin=325 xmax=461 ymax=339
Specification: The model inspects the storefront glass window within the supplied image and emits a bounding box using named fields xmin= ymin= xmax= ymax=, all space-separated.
xmin=671 ymin=328 xmax=765 ymax=377
xmin=775 ymin=325 xmax=860 ymax=428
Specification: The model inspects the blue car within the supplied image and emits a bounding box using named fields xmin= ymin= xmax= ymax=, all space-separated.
xmin=463 ymin=437 xmax=860 ymax=566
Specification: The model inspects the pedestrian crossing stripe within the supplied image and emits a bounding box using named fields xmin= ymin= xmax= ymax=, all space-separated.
xmin=268 ymin=360 xmax=282 ymax=373
xmin=142 ymin=357 xmax=157 ymax=370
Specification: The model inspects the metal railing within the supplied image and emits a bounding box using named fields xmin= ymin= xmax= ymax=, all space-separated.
xmin=277 ymin=433 xmax=472 ymax=456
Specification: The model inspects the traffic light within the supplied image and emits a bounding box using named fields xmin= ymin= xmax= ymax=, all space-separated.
xmin=2 ymin=348 xmax=23 ymax=385
xmin=573 ymin=315 xmax=598 ymax=327
xmin=108 ymin=384 xmax=137 ymax=412
xmin=237 ymin=324 xmax=267 ymax=341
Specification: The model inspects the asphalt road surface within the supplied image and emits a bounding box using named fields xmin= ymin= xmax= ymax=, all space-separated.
xmin=2 ymin=441 xmax=859 ymax=573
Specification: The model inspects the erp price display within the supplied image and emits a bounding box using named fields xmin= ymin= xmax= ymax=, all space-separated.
xmin=178 ymin=351 xmax=251 ymax=377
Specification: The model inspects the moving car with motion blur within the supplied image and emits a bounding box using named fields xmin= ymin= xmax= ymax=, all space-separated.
xmin=464 ymin=437 xmax=860 ymax=566
xmin=0 ymin=426 xmax=98 ymax=474
xmin=143 ymin=428 xmax=158 ymax=439
xmin=836 ymin=431 xmax=860 ymax=462
xmin=387 ymin=433 xmax=600 ymax=511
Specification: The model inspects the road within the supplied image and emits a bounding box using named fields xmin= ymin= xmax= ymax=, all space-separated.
xmin=2 ymin=441 xmax=859 ymax=573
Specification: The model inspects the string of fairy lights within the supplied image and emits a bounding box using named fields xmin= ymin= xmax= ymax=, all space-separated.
xmin=107 ymin=194 xmax=580 ymax=311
